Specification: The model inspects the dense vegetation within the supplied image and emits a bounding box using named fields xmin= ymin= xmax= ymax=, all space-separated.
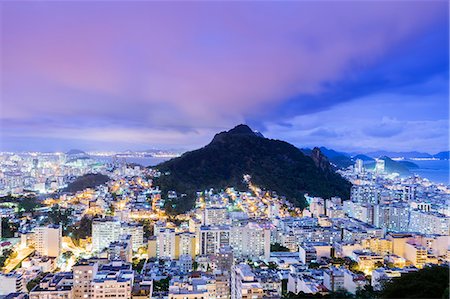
xmin=381 ymin=265 xmax=449 ymax=299
xmin=48 ymin=205 xmax=73 ymax=234
xmin=271 ymin=243 xmax=291 ymax=252
xmin=1 ymin=217 xmax=19 ymax=238
xmin=156 ymin=125 xmax=351 ymax=214
xmin=67 ymin=215 xmax=95 ymax=241
xmin=0 ymin=249 xmax=13 ymax=268
xmin=283 ymin=265 xmax=449 ymax=299
xmin=64 ymin=173 xmax=109 ymax=193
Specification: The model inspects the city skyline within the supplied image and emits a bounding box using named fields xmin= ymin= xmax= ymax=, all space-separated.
xmin=1 ymin=1 xmax=449 ymax=152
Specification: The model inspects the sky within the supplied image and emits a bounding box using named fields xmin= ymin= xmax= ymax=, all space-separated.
xmin=0 ymin=1 xmax=448 ymax=153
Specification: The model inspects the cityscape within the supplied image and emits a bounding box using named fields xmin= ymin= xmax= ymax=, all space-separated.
xmin=0 ymin=1 xmax=449 ymax=299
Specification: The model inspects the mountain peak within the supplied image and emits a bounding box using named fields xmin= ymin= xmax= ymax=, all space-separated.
xmin=211 ymin=124 xmax=259 ymax=143
xmin=156 ymin=125 xmax=351 ymax=214
xmin=66 ymin=149 xmax=87 ymax=155
xmin=227 ymin=124 xmax=257 ymax=136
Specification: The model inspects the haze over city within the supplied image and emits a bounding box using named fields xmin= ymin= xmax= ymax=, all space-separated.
xmin=1 ymin=2 xmax=450 ymax=299
xmin=1 ymin=1 xmax=448 ymax=152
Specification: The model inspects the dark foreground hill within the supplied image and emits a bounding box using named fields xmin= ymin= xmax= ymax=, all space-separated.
xmin=155 ymin=124 xmax=351 ymax=214
xmin=64 ymin=173 xmax=109 ymax=193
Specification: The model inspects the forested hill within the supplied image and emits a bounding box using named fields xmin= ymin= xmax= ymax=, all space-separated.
xmin=155 ymin=124 xmax=351 ymax=214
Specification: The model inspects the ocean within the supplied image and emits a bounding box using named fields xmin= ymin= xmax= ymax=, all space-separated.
xmin=409 ymin=159 xmax=449 ymax=185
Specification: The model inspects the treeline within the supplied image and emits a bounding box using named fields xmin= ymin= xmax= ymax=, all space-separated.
xmin=284 ymin=265 xmax=449 ymax=299
xmin=63 ymin=173 xmax=109 ymax=193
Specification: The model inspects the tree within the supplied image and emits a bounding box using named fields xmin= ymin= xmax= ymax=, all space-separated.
xmin=18 ymin=196 xmax=40 ymax=213
xmin=27 ymin=272 xmax=48 ymax=291
xmin=48 ymin=205 xmax=73 ymax=233
xmin=0 ymin=249 xmax=13 ymax=268
xmin=374 ymin=261 xmax=384 ymax=268
xmin=381 ymin=265 xmax=449 ymax=299
xmin=153 ymin=277 xmax=170 ymax=292
xmin=62 ymin=251 xmax=74 ymax=260
xmin=1 ymin=218 xmax=19 ymax=238
xmin=68 ymin=215 xmax=94 ymax=240
xmin=132 ymin=258 xmax=146 ymax=273
xmin=270 ymin=243 xmax=290 ymax=252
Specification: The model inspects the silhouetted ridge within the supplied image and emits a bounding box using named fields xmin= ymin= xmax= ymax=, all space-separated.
xmin=155 ymin=124 xmax=351 ymax=214
xmin=211 ymin=124 xmax=259 ymax=143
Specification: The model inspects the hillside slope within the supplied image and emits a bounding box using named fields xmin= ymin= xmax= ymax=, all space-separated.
xmin=155 ymin=125 xmax=351 ymax=214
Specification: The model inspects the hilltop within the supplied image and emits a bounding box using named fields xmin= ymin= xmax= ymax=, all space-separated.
xmin=155 ymin=124 xmax=351 ymax=214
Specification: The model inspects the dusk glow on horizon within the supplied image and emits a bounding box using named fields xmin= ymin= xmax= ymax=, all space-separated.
xmin=1 ymin=1 xmax=448 ymax=152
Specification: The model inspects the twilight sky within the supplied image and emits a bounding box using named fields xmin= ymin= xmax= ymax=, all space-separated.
xmin=0 ymin=1 xmax=448 ymax=153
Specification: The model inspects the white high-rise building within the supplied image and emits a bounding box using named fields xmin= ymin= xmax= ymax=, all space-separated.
xmin=92 ymin=219 xmax=122 ymax=253
xmin=231 ymin=264 xmax=264 ymax=299
xmin=203 ymin=207 xmax=230 ymax=225
xmin=120 ymin=223 xmax=144 ymax=251
xmin=0 ymin=272 xmax=26 ymax=295
xmin=374 ymin=203 xmax=410 ymax=232
xmin=409 ymin=210 xmax=450 ymax=235
xmin=375 ymin=159 xmax=385 ymax=174
xmin=73 ymin=261 xmax=99 ymax=299
xmin=156 ymin=228 xmax=176 ymax=259
xmin=354 ymin=159 xmax=364 ymax=174
xmin=230 ymin=222 xmax=271 ymax=260
xmin=92 ymin=218 xmax=144 ymax=252
xmin=199 ymin=225 xmax=230 ymax=255
xmin=177 ymin=232 xmax=196 ymax=258
xmin=34 ymin=225 xmax=62 ymax=257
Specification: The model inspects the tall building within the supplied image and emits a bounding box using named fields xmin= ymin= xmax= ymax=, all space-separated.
xmin=199 ymin=226 xmax=230 ymax=255
xmin=350 ymin=186 xmax=381 ymax=204
xmin=73 ymin=260 xmax=98 ymax=299
xmin=120 ymin=223 xmax=144 ymax=251
xmin=375 ymin=159 xmax=385 ymax=174
xmin=92 ymin=218 xmax=144 ymax=252
xmin=354 ymin=159 xmax=364 ymax=174
xmin=34 ymin=225 xmax=62 ymax=257
xmin=92 ymin=219 xmax=122 ymax=253
xmin=231 ymin=264 xmax=264 ymax=299
xmin=409 ymin=210 xmax=450 ymax=235
xmin=324 ymin=267 xmax=345 ymax=292
xmin=404 ymin=242 xmax=427 ymax=268
xmin=91 ymin=270 xmax=134 ymax=299
xmin=374 ymin=204 xmax=410 ymax=232
xmin=0 ymin=272 xmax=26 ymax=296
xmin=176 ymin=232 xmax=196 ymax=258
xmin=215 ymin=246 xmax=234 ymax=273
xmin=230 ymin=222 xmax=270 ymax=260
xmin=107 ymin=236 xmax=133 ymax=263
xmin=156 ymin=228 xmax=176 ymax=259
xmin=203 ymin=207 xmax=230 ymax=226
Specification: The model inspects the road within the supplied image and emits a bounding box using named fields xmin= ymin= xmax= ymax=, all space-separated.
xmin=3 ymin=247 xmax=34 ymax=273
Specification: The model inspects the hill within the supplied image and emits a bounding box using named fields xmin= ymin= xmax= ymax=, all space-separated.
xmin=433 ymin=151 xmax=449 ymax=160
xmin=397 ymin=160 xmax=419 ymax=169
xmin=301 ymin=147 xmax=353 ymax=169
xmin=155 ymin=124 xmax=351 ymax=214
xmin=381 ymin=265 xmax=449 ymax=299
xmin=64 ymin=173 xmax=110 ymax=193
xmin=65 ymin=149 xmax=87 ymax=155
xmin=366 ymin=156 xmax=412 ymax=176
